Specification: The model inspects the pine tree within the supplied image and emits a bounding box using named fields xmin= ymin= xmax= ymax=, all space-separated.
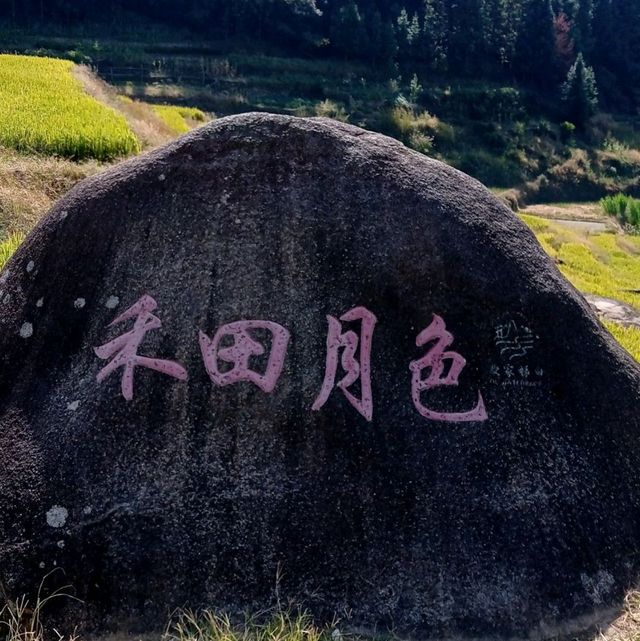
xmin=331 ymin=2 xmax=368 ymax=59
xmin=515 ymin=0 xmax=557 ymax=87
xmin=408 ymin=12 xmax=421 ymax=52
xmin=448 ymin=0 xmax=487 ymax=74
xmin=561 ymin=52 xmax=599 ymax=127
xmin=484 ymin=0 xmax=519 ymax=70
xmin=369 ymin=9 xmax=398 ymax=67
xmin=396 ymin=8 xmax=412 ymax=58
xmin=422 ymin=0 xmax=448 ymax=71
xmin=554 ymin=11 xmax=575 ymax=72
xmin=567 ymin=0 xmax=594 ymax=55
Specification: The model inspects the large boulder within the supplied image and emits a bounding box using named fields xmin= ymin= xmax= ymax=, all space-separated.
xmin=0 ymin=113 xmax=639 ymax=640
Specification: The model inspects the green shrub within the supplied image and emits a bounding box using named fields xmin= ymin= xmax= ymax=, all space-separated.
xmin=378 ymin=106 xmax=444 ymax=155
xmin=603 ymin=137 xmax=630 ymax=153
xmin=314 ymin=99 xmax=349 ymax=122
xmin=560 ymin=121 xmax=576 ymax=142
xmin=408 ymin=131 xmax=434 ymax=154
xmin=453 ymin=148 xmax=523 ymax=187
xmin=601 ymin=193 xmax=640 ymax=228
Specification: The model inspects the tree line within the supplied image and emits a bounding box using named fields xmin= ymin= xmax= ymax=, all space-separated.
xmin=1 ymin=0 xmax=638 ymax=112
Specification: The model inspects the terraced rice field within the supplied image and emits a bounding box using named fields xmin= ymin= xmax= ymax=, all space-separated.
xmin=521 ymin=213 xmax=640 ymax=361
xmin=153 ymin=104 xmax=207 ymax=135
xmin=0 ymin=55 xmax=140 ymax=160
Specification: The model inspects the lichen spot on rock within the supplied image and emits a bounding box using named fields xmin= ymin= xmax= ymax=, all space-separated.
xmin=26 ymin=261 xmax=35 ymax=273
xmin=46 ymin=506 xmax=68 ymax=529
xmin=105 ymin=296 xmax=119 ymax=309
xmin=74 ymin=298 xmax=86 ymax=309
xmin=67 ymin=400 xmax=80 ymax=411
xmin=19 ymin=322 xmax=33 ymax=338
xmin=36 ymin=298 xmax=44 ymax=308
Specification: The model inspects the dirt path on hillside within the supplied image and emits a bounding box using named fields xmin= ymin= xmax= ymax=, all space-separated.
xmin=73 ymin=65 xmax=176 ymax=149
xmin=585 ymin=294 xmax=640 ymax=327
xmin=523 ymin=202 xmax=608 ymax=222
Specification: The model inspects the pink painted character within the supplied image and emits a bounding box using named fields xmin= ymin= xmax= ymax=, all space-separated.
xmin=313 ymin=306 xmax=377 ymax=421
xmin=94 ymin=295 xmax=188 ymax=401
xmin=409 ymin=314 xmax=488 ymax=422
xmin=199 ymin=321 xmax=290 ymax=392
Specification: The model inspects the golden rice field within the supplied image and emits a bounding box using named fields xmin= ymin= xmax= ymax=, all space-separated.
xmin=0 ymin=55 xmax=140 ymax=160
xmin=153 ymin=104 xmax=208 ymax=135
xmin=521 ymin=213 xmax=640 ymax=361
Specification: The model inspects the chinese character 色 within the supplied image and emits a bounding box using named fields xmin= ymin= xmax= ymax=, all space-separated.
xmin=409 ymin=314 xmax=487 ymax=423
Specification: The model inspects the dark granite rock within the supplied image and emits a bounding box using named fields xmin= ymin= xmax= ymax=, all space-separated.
xmin=0 ymin=113 xmax=639 ymax=640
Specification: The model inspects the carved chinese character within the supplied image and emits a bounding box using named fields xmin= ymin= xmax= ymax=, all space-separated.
xmin=94 ymin=295 xmax=188 ymax=401
xmin=199 ymin=321 xmax=290 ymax=392
xmin=409 ymin=314 xmax=487 ymax=423
xmin=312 ymin=306 xmax=377 ymax=421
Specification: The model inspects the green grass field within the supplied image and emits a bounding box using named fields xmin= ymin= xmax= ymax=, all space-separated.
xmin=0 ymin=54 xmax=140 ymax=160
xmin=521 ymin=213 xmax=640 ymax=361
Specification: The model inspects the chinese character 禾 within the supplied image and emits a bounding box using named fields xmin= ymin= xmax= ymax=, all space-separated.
xmin=94 ymin=295 xmax=188 ymax=401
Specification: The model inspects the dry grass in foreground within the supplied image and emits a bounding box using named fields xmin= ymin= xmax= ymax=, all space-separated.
xmin=2 ymin=583 xmax=640 ymax=641
xmin=0 ymin=603 xmax=341 ymax=641
xmin=0 ymin=147 xmax=100 ymax=237
xmin=597 ymin=591 xmax=640 ymax=641
xmin=165 ymin=610 xmax=338 ymax=641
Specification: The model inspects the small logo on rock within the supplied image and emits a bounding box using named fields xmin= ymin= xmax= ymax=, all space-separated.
xmin=46 ymin=506 xmax=68 ymax=529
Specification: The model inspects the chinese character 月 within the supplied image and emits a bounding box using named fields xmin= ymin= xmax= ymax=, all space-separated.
xmin=313 ymin=306 xmax=377 ymax=421
xmin=94 ymin=295 xmax=188 ymax=401
xmin=199 ymin=321 xmax=290 ymax=392
xmin=409 ymin=314 xmax=487 ymax=423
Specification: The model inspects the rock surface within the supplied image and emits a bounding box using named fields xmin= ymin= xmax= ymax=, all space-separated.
xmin=0 ymin=113 xmax=639 ymax=640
